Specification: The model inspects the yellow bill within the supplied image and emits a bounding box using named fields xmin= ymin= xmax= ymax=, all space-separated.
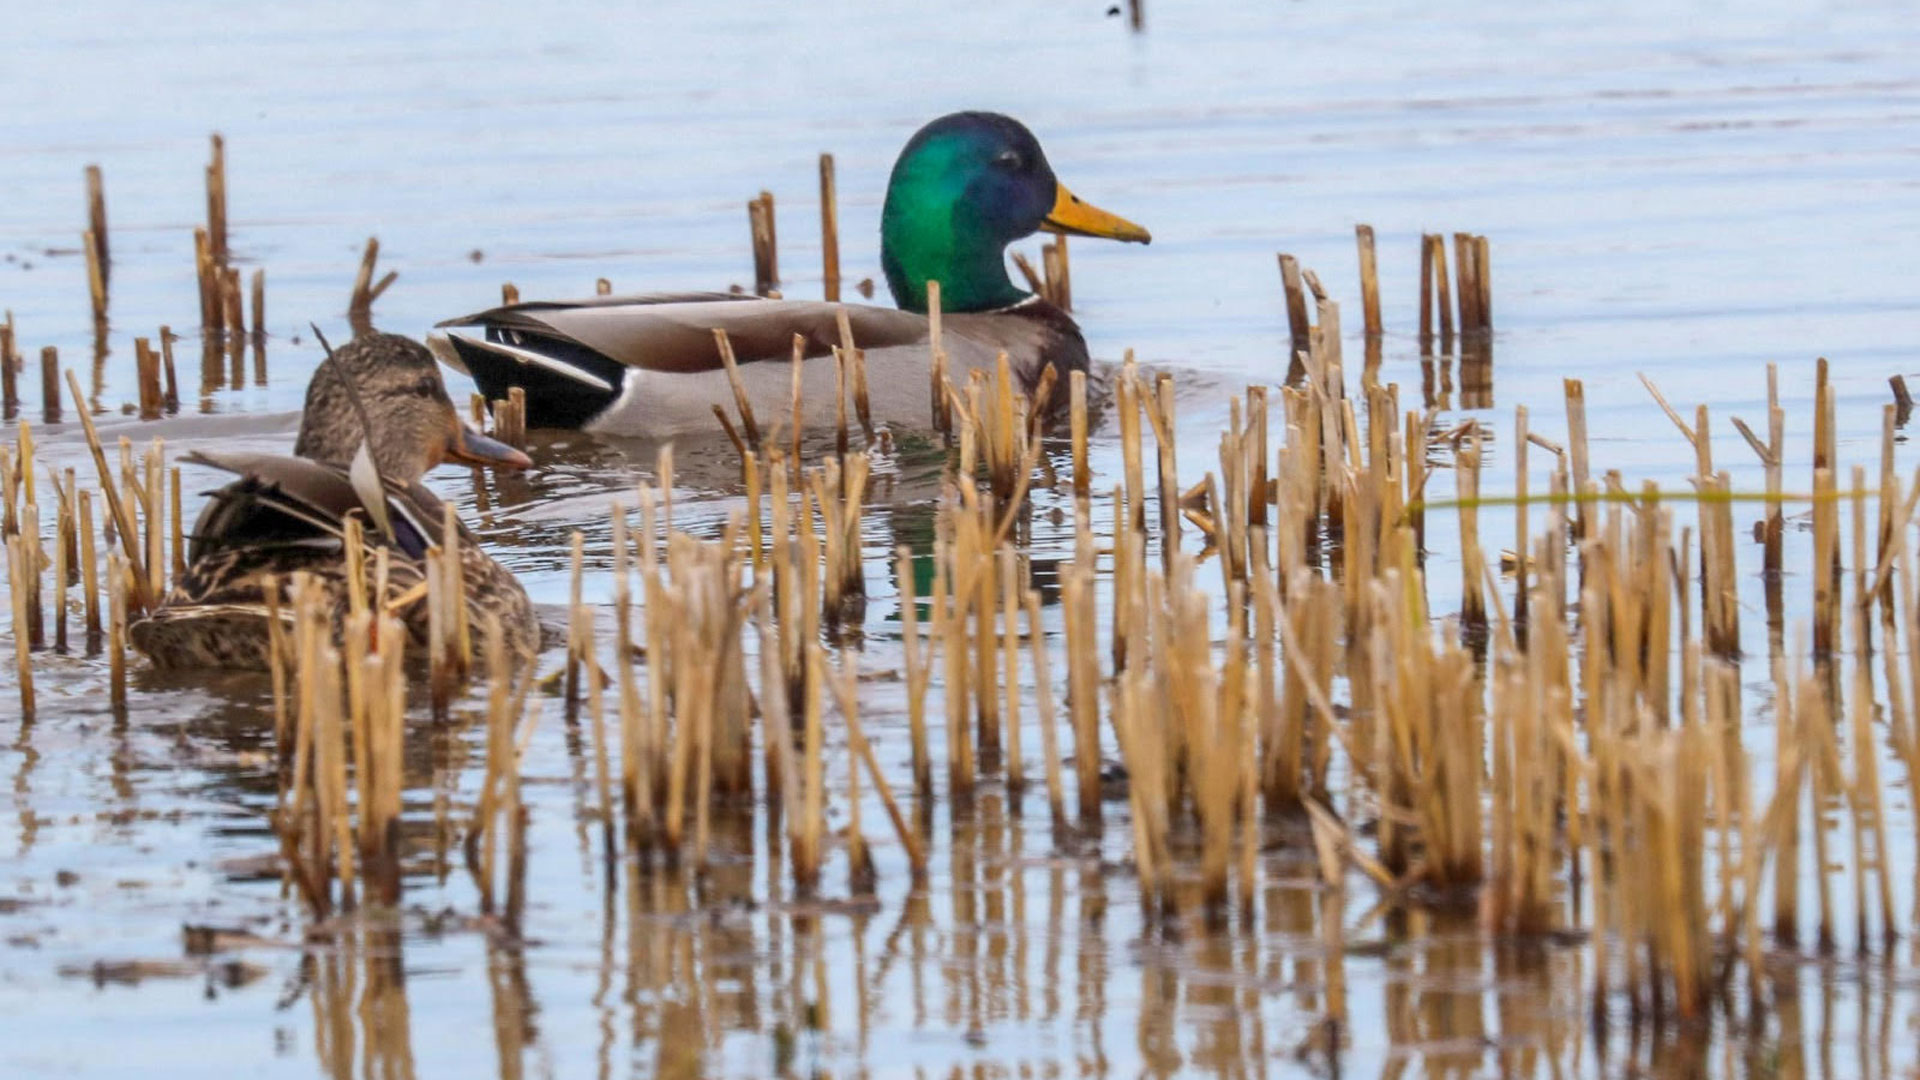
xmin=1043 ymin=184 xmax=1152 ymax=244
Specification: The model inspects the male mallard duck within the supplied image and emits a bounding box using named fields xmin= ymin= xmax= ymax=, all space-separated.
xmin=428 ymin=111 xmax=1150 ymax=436
xmin=131 ymin=332 xmax=538 ymax=670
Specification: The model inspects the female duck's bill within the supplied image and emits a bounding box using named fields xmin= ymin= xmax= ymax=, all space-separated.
xmin=428 ymin=111 xmax=1149 ymax=435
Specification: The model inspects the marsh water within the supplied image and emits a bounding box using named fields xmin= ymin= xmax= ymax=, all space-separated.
xmin=4 ymin=0 xmax=1920 ymax=1075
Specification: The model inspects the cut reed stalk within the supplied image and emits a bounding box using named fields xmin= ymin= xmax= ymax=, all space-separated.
xmin=84 ymin=165 xmax=109 ymax=282
xmin=794 ymin=639 xmax=827 ymax=895
xmin=0 ymin=317 xmax=16 ymax=419
xmin=1042 ymin=233 xmax=1071 ymax=310
xmin=50 ymin=478 xmax=71 ymax=654
xmin=65 ymin=369 xmax=150 ymax=614
xmin=107 ymin=553 xmax=128 ymax=709
xmin=1453 ymin=233 xmax=1480 ymax=335
xmin=1148 ymin=374 xmax=1180 ymax=570
xmin=1063 ymin=517 xmax=1100 ymax=823
xmin=1355 ymin=225 xmax=1381 ymax=338
xmin=79 ymin=490 xmax=99 ymax=647
xmin=831 ymin=648 xmax=925 ymax=881
xmin=1277 ymin=254 xmax=1311 ymax=356
xmin=576 ymin=554 xmax=617 ymax=869
xmin=1456 ymin=425 xmax=1487 ymax=635
xmin=38 ymin=347 xmax=60 ymax=424
xmin=206 ymin=134 xmax=228 ymax=263
xmin=749 ymin=191 xmax=778 ymax=298
xmin=1429 ymin=235 xmax=1454 ymax=344
xmin=134 ymin=337 xmax=162 ymax=420
xmin=712 ymin=329 xmax=762 ymax=449
xmin=999 ymin=546 xmax=1024 ymax=795
xmin=819 ymin=153 xmax=840 ymax=303
xmin=926 ymin=281 xmax=951 ymax=436
xmin=84 ymin=229 xmax=108 ymax=327
xmin=143 ymin=442 xmax=164 ymax=600
xmin=896 ymin=544 xmax=932 ymax=802
xmin=7 ymin=533 xmax=33 ymax=718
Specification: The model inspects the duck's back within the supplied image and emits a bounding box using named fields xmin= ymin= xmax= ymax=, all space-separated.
xmin=132 ymin=452 xmax=533 ymax=670
xmin=432 ymin=292 xmax=1087 ymax=436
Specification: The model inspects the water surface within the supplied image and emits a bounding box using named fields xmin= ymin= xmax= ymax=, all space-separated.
xmin=3 ymin=0 xmax=1920 ymax=1076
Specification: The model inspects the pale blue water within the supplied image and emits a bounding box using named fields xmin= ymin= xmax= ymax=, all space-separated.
xmin=2 ymin=0 xmax=1919 ymax=1076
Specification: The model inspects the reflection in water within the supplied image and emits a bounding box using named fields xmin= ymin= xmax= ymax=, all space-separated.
xmin=488 ymin=936 xmax=536 ymax=1080
xmin=306 ymin=926 xmax=418 ymax=1080
xmin=5 ymin=1 xmax=1920 ymax=1072
xmin=201 ymin=336 xmax=226 ymax=403
xmin=6 ymin=379 xmax=1920 ymax=1079
xmin=1421 ymin=339 xmax=1494 ymax=414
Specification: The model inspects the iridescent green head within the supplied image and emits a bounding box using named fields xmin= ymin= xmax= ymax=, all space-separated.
xmin=880 ymin=112 xmax=1150 ymax=315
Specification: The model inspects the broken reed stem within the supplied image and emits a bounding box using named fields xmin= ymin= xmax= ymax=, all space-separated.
xmin=1355 ymin=224 xmax=1381 ymax=338
xmin=1457 ymin=426 xmax=1487 ymax=633
xmin=490 ymin=388 xmax=528 ymax=450
xmin=896 ymin=546 xmax=933 ymax=803
xmin=795 ymin=640 xmax=827 ymax=895
xmin=51 ymin=475 xmax=71 ymax=653
xmin=1063 ymin=526 xmax=1101 ymax=823
xmin=1150 ymin=374 xmax=1179 ymax=569
xmin=1429 ymin=235 xmax=1455 ymax=343
xmin=1069 ymin=369 xmax=1090 ymax=496
xmin=564 ymin=531 xmax=585 ymax=716
xmin=84 ymin=227 xmax=108 ymax=326
xmin=193 ymin=228 xmax=218 ymax=334
xmin=712 ymin=329 xmax=762 ymax=449
xmin=346 ymin=237 xmax=391 ymax=337
xmin=819 ymin=153 xmax=840 ymax=303
xmin=107 ymin=554 xmax=128 ymax=709
xmin=831 ymin=650 xmax=926 ymax=881
xmin=135 ymin=337 xmax=163 ymax=419
xmin=579 ymin=558 xmax=618 ymax=871
xmin=39 ymin=347 xmax=60 ymax=424
xmin=749 ymin=191 xmax=778 ymax=298
xmin=1418 ymin=234 xmax=1434 ymax=348
xmin=1278 ymin=254 xmax=1311 ymax=356
xmin=250 ymin=271 xmax=266 ymax=345
xmin=1041 ymin=233 xmax=1071 ymax=310
xmin=206 ymin=134 xmax=228 ymax=264
xmin=0 ymin=317 xmax=16 ymax=418
xmin=1453 ymin=233 xmax=1481 ymax=335
xmin=8 ymin=533 xmax=33 ymax=718
xmin=1022 ymin=588 xmax=1066 ymax=829
xmin=65 ymin=369 xmax=150 ymax=614
xmin=79 ymin=490 xmax=99 ymax=646
xmin=999 ymin=546 xmax=1024 ymax=794
xmin=85 ymin=164 xmax=109 ymax=285
xmin=159 ymin=330 xmax=181 ymax=412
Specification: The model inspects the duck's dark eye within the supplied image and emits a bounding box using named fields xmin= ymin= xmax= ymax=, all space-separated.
xmin=993 ymin=149 xmax=1023 ymax=171
xmin=384 ymin=374 xmax=443 ymax=400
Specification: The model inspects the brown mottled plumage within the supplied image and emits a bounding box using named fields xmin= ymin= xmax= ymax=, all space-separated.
xmin=131 ymin=333 xmax=536 ymax=670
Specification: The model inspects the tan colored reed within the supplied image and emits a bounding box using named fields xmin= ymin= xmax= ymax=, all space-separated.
xmin=7 ymin=532 xmax=33 ymax=717
xmin=64 ymin=369 xmax=150 ymax=614
xmin=819 ymin=153 xmax=841 ymax=303
xmin=84 ymin=164 xmax=109 ymax=280
xmin=749 ymin=191 xmax=778 ymax=297
xmin=1277 ymin=254 xmax=1311 ymax=355
xmin=1355 ymin=224 xmax=1381 ymax=338
xmin=0 ymin=314 xmax=16 ymax=418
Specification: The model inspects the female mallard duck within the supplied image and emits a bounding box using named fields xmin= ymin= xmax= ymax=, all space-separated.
xmin=428 ymin=111 xmax=1150 ymax=436
xmin=131 ymin=332 xmax=538 ymax=670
